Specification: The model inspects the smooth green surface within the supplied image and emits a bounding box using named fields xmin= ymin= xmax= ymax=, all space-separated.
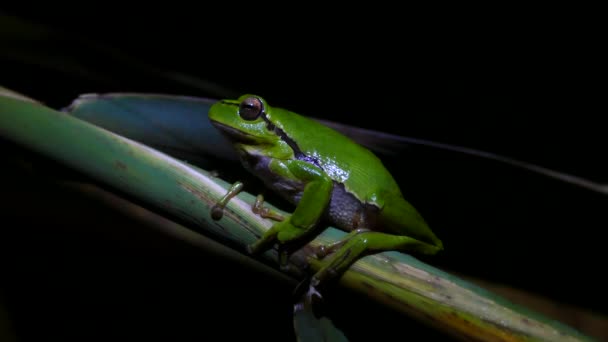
xmin=0 ymin=93 xmax=594 ymax=341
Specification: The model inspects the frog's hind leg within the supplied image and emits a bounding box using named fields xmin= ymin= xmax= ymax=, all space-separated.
xmin=310 ymin=231 xmax=442 ymax=288
xmin=312 ymin=228 xmax=369 ymax=259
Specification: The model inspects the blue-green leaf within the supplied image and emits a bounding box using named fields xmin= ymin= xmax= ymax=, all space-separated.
xmin=64 ymin=93 xmax=238 ymax=167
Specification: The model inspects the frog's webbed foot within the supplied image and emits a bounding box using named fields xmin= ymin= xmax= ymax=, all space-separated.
xmin=310 ymin=230 xmax=442 ymax=289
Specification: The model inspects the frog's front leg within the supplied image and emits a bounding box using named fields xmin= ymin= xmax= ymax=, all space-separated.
xmin=252 ymin=194 xmax=286 ymax=222
xmin=210 ymin=182 xmax=284 ymax=222
xmin=247 ymin=159 xmax=333 ymax=268
xmin=210 ymin=181 xmax=244 ymax=220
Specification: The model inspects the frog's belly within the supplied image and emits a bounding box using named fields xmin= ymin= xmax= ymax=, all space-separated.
xmin=325 ymin=182 xmax=380 ymax=232
xmin=270 ymin=180 xmax=379 ymax=232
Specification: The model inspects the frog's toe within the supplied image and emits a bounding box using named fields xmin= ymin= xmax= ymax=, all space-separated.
xmin=312 ymin=245 xmax=330 ymax=259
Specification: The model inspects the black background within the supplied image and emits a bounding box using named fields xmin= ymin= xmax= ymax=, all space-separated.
xmin=2 ymin=9 xmax=605 ymax=181
xmin=1 ymin=7 xmax=606 ymax=341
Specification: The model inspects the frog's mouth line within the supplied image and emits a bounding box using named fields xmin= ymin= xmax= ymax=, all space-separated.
xmin=210 ymin=120 xmax=258 ymax=144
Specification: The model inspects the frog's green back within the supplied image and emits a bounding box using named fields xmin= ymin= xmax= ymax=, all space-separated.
xmin=267 ymin=106 xmax=401 ymax=207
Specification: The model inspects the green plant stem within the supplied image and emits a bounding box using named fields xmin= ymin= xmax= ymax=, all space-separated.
xmin=0 ymin=93 xmax=594 ymax=342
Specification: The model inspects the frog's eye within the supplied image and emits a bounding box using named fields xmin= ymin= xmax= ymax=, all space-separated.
xmin=239 ymin=97 xmax=264 ymax=120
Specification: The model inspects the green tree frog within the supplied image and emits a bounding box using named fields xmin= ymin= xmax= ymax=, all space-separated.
xmin=208 ymin=94 xmax=443 ymax=288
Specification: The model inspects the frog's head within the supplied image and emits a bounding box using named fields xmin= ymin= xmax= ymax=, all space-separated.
xmin=208 ymin=94 xmax=280 ymax=147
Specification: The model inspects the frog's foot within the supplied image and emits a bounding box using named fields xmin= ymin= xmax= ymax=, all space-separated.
xmin=310 ymin=231 xmax=442 ymax=289
xmin=210 ymin=181 xmax=244 ymax=220
xmin=247 ymin=218 xmax=312 ymax=271
xmin=252 ymin=194 xmax=286 ymax=222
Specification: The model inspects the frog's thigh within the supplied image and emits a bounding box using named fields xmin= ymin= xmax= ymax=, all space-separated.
xmin=311 ymin=231 xmax=441 ymax=287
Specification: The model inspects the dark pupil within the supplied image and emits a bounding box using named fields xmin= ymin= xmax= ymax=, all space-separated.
xmin=239 ymin=97 xmax=262 ymax=120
